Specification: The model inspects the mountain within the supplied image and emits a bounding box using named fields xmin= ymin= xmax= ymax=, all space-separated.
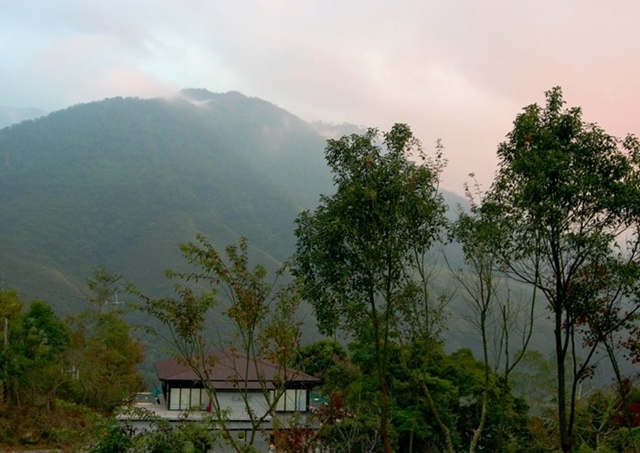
xmin=0 ymin=89 xmax=334 ymax=312
xmin=0 ymin=89 xmax=565 ymax=378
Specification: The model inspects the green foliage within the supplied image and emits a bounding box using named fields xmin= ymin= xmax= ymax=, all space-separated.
xmin=85 ymin=265 xmax=123 ymax=314
xmin=0 ymin=289 xmax=23 ymax=382
xmin=4 ymin=88 xmax=640 ymax=453
xmin=317 ymin=338 xmax=532 ymax=453
xmin=124 ymin=418 xmax=218 ymax=453
xmin=138 ymin=236 xmax=302 ymax=452
xmin=294 ymin=123 xmax=446 ymax=336
xmin=450 ymin=192 xmax=539 ymax=453
xmin=0 ymin=288 xmax=21 ymax=320
xmin=0 ymin=281 xmax=145 ymax=450
xmin=295 ymin=340 xmax=347 ymax=381
xmin=0 ymin=91 xmax=334 ymax=314
xmin=88 ymin=418 xmax=132 ymax=453
xmin=567 ymin=386 xmax=640 ymax=453
xmin=0 ymin=397 xmax=102 ymax=451
xmin=482 ymin=86 xmax=640 ymax=452
xmin=5 ymin=298 xmax=71 ymax=409
xmin=152 ymin=234 xmax=302 ymax=366
xmin=21 ymin=300 xmax=70 ymax=361
xmin=65 ymin=311 xmax=146 ymax=412
xmin=63 ymin=267 xmax=146 ymax=412
xmin=293 ymin=123 xmax=447 ymax=452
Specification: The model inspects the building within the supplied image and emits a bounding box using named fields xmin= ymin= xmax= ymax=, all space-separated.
xmin=119 ymin=349 xmax=322 ymax=451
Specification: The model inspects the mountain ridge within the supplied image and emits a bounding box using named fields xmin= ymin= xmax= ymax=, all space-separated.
xmin=0 ymin=90 xmax=334 ymax=311
xmin=0 ymin=89 xmax=469 ymax=315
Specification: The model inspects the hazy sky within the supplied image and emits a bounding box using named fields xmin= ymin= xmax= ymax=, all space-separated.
xmin=2 ymin=0 xmax=639 ymax=194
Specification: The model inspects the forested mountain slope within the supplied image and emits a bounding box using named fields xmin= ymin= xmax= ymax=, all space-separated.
xmin=0 ymin=89 xmax=334 ymax=312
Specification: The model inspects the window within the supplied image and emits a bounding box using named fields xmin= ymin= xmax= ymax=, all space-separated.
xmin=169 ymin=387 xmax=206 ymax=410
xmin=275 ymin=389 xmax=307 ymax=412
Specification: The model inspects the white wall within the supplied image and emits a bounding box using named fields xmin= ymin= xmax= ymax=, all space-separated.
xmin=167 ymin=386 xmax=308 ymax=419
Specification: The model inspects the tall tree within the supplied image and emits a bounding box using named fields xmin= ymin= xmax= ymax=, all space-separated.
xmin=66 ymin=267 xmax=145 ymax=412
xmin=481 ymin=87 xmax=640 ymax=453
xmin=293 ymin=123 xmax=447 ymax=453
xmin=0 ymin=289 xmax=24 ymax=406
xmin=14 ymin=300 xmax=71 ymax=410
xmin=66 ymin=311 xmax=145 ymax=412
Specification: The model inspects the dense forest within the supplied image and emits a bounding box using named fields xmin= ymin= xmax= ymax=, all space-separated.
xmin=0 ymin=89 xmax=333 ymax=313
xmin=1 ymin=88 xmax=639 ymax=452
xmin=0 ymin=271 xmax=144 ymax=450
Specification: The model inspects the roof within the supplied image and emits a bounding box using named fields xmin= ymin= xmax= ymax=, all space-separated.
xmin=156 ymin=349 xmax=322 ymax=390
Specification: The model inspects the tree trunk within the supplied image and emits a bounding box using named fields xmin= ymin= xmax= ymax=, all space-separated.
xmin=369 ymin=290 xmax=393 ymax=453
xmin=380 ymin=381 xmax=393 ymax=453
xmin=419 ymin=378 xmax=454 ymax=453
xmin=556 ymin=308 xmax=571 ymax=453
xmin=469 ymin=323 xmax=490 ymax=453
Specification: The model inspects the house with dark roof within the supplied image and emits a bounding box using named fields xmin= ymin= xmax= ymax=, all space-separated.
xmin=120 ymin=349 xmax=322 ymax=451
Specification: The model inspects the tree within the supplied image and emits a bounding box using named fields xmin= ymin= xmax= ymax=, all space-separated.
xmin=0 ymin=289 xmax=22 ymax=405
xmin=137 ymin=235 xmax=303 ymax=453
xmin=293 ymin=123 xmax=447 ymax=453
xmin=295 ymin=340 xmax=352 ymax=395
xmin=448 ymin=181 xmax=537 ymax=453
xmin=66 ymin=312 xmax=145 ymax=411
xmin=84 ymin=265 xmax=123 ymax=314
xmin=12 ymin=300 xmax=71 ymax=410
xmin=481 ymin=87 xmax=640 ymax=453
xmin=66 ymin=267 xmax=145 ymax=412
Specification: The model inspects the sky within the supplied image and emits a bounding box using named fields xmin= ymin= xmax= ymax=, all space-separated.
xmin=2 ymin=0 xmax=639 ymax=195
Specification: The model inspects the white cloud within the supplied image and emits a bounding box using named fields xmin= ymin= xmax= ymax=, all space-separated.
xmin=1 ymin=0 xmax=639 ymax=193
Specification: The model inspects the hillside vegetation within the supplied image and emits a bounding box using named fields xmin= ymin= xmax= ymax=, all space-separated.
xmin=0 ymin=90 xmax=334 ymax=313
xmin=1 ymin=87 xmax=638 ymax=453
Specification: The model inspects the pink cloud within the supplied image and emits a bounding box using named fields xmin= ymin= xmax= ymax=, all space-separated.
xmin=3 ymin=0 xmax=640 ymax=194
